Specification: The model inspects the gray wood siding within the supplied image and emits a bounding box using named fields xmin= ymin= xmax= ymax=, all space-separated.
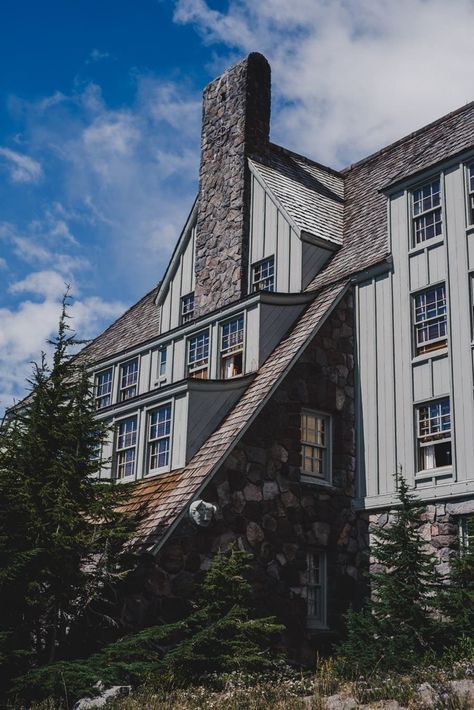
xmin=356 ymin=161 xmax=474 ymax=507
xmin=160 ymin=226 xmax=196 ymax=333
xmin=259 ymin=301 xmax=307 ymax=366
xmin=301 ymin=242 xmax=333 ymax=290
xmin=249 ymin=174 xmax=302 ymax=292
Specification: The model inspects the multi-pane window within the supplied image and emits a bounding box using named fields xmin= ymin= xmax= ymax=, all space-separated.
xmin=148 ymin=404 xmax=172 ymax=473
xmin=95 ymin=368 xmax=113 ymax=409
xmin=412 ymin=178 xmax=442 ymax=245
xmin=252 ymin=255 xmax=275 ymax=292
xmin=306 ymin=551 xmax=327 ymax=626
xmin=220 ymin=315 xmax=244 ymax=379
xmin=116 ymin=417 xmax=137 ymax=479
xmin=119 ymin=358 xmax=139 ymax=401
xmin=181 ymin=292 xmax=195 ymax=324
xmin=301 ymin=411 xmax=330 ymax=480
xmin=413 ymin=284 xmax=447 ymax=355
xmin=158 ymin=346 xmax=167 ymax=381
xmin=417 ymin=398 xmax=452 ymax=472
xmin=187 ymin=330 xmax=209 ymax=379
xmin=459 ymin=515 xmax=474 ymax=551
xmin=467 ymin=164 xmax=474 ymax=224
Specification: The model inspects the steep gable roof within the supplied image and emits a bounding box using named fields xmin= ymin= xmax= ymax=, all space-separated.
xmin=123 ymin=280 xmax=348 ymax=552
xmin=250 ymin=144 xmax=344 ymax=247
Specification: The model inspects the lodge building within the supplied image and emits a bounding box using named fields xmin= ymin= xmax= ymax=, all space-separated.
xmin=80 ymin=53 xmax=474 ymax=653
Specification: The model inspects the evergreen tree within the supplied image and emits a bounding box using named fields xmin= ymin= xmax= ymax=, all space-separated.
xmin=11 ymin=547 xmax=285 ymax=706
xmin=338 ymin=474 xmax=445 ymax=674
xmin=0 ymin=295 xmax=135 ymax=691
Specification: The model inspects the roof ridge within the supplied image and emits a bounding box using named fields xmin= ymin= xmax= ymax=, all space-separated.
xmin=342 ymin=99 xmax=474 ymax=173
xmin=266 ymin=142 xmax=344 ymax=179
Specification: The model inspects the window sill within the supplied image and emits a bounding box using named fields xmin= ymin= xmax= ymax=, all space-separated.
xmin=411 ymin=347 xmax=448 ymax=365
xmin=307 ymin=619 xmax=330 ymax=632
xmin=145 ymin=467 xmax=171 ymax=478
xmin=415 ymin=465 xmax=452 ymax=480
xmin=408 ymin=236 xmax=444 ymax=256
xmin=300 ymin=473 xmax=337 ymax=490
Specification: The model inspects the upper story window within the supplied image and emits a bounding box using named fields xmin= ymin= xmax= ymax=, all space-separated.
xmin=95 ymin=368 xmax=113 ymax=409
xmin=413 ymin=284 xmax=447 ymax=355
xmin=181 ymin=292 xmax=195 ymax=324
xmin=220 ymin=315 xmax=244 ymax=379
xmin=188 ymin=330 xmax=209 ymax=379
xmin=416 ymin=398 xmax=452 ymax=472
xmin=306 ymin=551 xmax=327 ymax=628
xmin=158 ymin=346 xmax=167 ymax=382
xmin=116 ymin=416 xmax=137 ymax=479
xmin=467 ymin=163 xmax=474 ymax=225
xmin=252 ymin=255 xmax=275 ymax=292
xmin=147 ymin=403 xmax=172 ymax=473
xmin=301 ymin=411 xmax=331 ymax=481
xmin=412 ymin=178 xmax=442 ymax=246
xmin=459 ymin=514 xmax=474 ymax=551
xmin=119 ymin=358 xmax=139 ymax=401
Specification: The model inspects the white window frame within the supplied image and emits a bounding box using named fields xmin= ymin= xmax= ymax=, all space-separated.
xmin=220 ymin=314 xmax=245 ymax=379
xmin=306 ymin=551 xmax=327 ymax=629
xmin=158 ymin=346 xmax=167 ymax=383
xmin=115 ymin=416 xmax=138 ymax=480
xmin=416 ymin=398 xmax=452 ymax=473
xmin=252 ymin=255 xmax=275 ymax=292
xmin=95 ymin=367 xmax=113 ymax=409
xmin=466 ymin=163 xmax=474 ymax=226
xmin=413 ymin=284 xmax=447 ymax=356
xmin=412 ymin=178 xmax=443 ymax=246
xmin=187 ymin=330 xmax=210 ymax=379
xmin=459 ymin=514 xmax=474 ymax=551
xmin=181 ymin=292 xmax=195 ymax=324
xmin=147 ymin=402 xmax=172 ymax=475
xmin=119 ymin=357 xmax=139 ymax=401
xmin=300 ymin=410 xmax=332 ymax=482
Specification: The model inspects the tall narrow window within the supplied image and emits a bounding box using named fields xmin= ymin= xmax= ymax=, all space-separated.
xmin=459 ymin=515 xmax=474 ymax=551
xmin=116 ymin=417 xmax=137 ymax=479
xmin=220 ymin=315 xmax=244 ymax=379
xmin=301 ymin=411 xmax=331 ymax=480
xmin=158 ymin=346 xmax=167 ymax=381
xmin=181 ymin=292 xmax=195 ymax=324
xmin=119 ymin=358 xmax=139 ymax=401
xmin=467 ymin=163 xmax=474 ymax=225
xmin=413 ymin=284 xmax=447 ymax=355
xmin=187 ymin=330 xmax=209 ymax=379
xmin=252 ymin=255 xmax=275 ymax=292
xmin=148 ymin=404 xmax=172 ymax=473
xmin=412 ymin=178 xmax=442 ymax=245
xmin=306 ymin=551 xmax=327 ymax=627
xmin=417 ymin=398 xmax=452 ymax=472
xmin=95 ymin=368 xmax=113 ymax=409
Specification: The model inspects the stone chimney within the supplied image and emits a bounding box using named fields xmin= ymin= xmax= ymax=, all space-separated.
xmin=194 ymin=53 xmax=271 ymax=316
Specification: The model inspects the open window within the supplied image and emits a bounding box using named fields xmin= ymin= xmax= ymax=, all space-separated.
xmin=413 ymin=284 xmax=447 ymax=355
xmin=416 ymin=398 xmax=452 ymax=472
xmin=187 ymin=330 xmax=209 ymax=379
xmin=412 ymin=178 xmax=442 ymax=246
xmin=252 ymin=255 xmax=275 ymax=292
xmin=220 ymin=315 xmax=244 ymax=379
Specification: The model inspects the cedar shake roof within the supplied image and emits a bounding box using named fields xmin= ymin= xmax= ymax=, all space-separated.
xmin=250 ymin=144 xmax=344 ymax=246
xmin=77 ymin=284 xmax=161 ymax=368
xmin=125 ymin=280 xmax=348 ymax=551
xmin=307 ymin=99 xmax=474 ymax=292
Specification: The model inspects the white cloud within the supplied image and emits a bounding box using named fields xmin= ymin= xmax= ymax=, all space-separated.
xmin=174 ymin=0 xmax=474 ymax=166
xmin=0 ymin=146 xmax=43 ymax=183
xmin=9 ymin=270 xmax=70 ymax=300
xmin=0 ymin=294 xmax=125 ymax=412
xmin=87 ymin=49 xmax=111 ymax=64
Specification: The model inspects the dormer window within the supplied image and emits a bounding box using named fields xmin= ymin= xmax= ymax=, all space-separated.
xmin=252 ymin=255 xmax=275 ymax=292
xmin=119 ymin=357 xmax=139 ymax=401
xmin=467 ymin=163 xmax=474 ymax=224
xmin=158 ymin=346 xmax=167 ymax=382
xmin=116 ymin=416 xmax=137 ymax=479
xmin=181 ymin=292 xmax=195 ymax=324
xmin=187 ymin=330 xmax=209 ymax=379
xmin=220 ymin=315 xmax=244 ymax=379
xmin=95 ymin=368 xmax=113 ymax=409
xmin=412 ymin=178 xmax=442 ymax=246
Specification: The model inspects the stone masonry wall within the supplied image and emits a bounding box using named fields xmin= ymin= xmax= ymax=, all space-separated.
xmin=367 ymin=497 xmax=474 ymax=578
xmin=125 ymin=292 xmax=370 ymax=661
xmin=194 ymin=53 xmax=271 ymax=317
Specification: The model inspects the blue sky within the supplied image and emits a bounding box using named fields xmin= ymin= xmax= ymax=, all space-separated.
xmin=2 ymin=0 xmax=474 ymax=411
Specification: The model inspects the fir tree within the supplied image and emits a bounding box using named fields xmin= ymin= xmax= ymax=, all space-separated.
xmin=0 ymin=294 xmax=135 ymax=691
xmin=338 ymin=474 xmax=445 ymax=673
